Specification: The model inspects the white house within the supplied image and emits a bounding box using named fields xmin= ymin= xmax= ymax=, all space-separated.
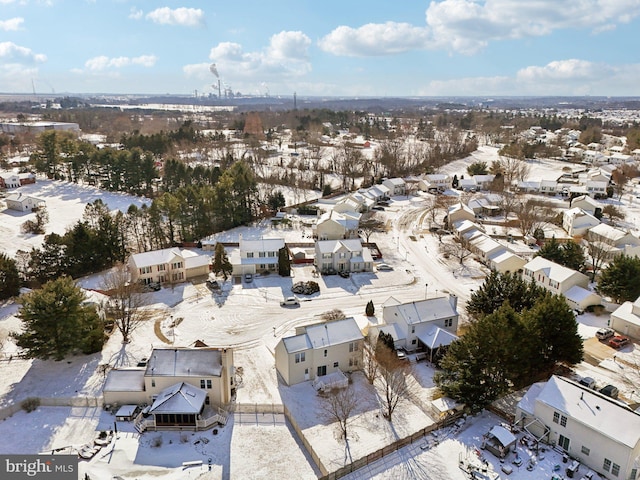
xmin=516 ymin=375 xmax=640 ymax=480
xmin=447 ymin=202 xmax=476 ymax=226
xmin=314 ymin=239 xmax=373 ymax=274
xmin=458 ymin=177 xmax=478 ymax=192
xmin=382 ymin=177 xmax=406 ymax=196
xmin=380 ymin=295 xmax=459 ymax=354
xmin=231 ymin=237 xmax=285 ymax=276
xmin=129 ymin=248 xmax=210 ymax=285
xmin=473 ymin=174 xmax=496 ymax=190
xmin=5 ymin=193 xmax=45 ymax=212
xmin=562 ymin=207 xmax=600 ymax=237
xmin=522 ymin=257 xmax=601 ymax=310
xmin=610 ymin=296 xmax=640 ymax=339
xmin=540 ymin=179 xmax=558 ymax=195
xmin=421 ymin=173 xmax=452 ymax=192
xmin=570 ymin=195 xmax=602 ymax=216
xmin=487 ymin=250 xmax=527 ymax=274
xmin=275 ymin=317 xmax=363 ymax=386
xmin=469 ymin=234 xmax=508 ymax=264
xmin=588 ymin=224 xmax=640 ymax=249
xmin=314 ymin=210 xmax=360 ymax=241
xmin=0 ymin=171 xmax=20 ymax=188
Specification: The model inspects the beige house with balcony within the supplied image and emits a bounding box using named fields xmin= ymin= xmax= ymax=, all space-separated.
xmin=128 ymin=248 xmax=210 ymax=285
xmin=314 ymin=239 xmax=373 ymax=274
xmin=275 ymin=317 xmax=363 ymax=386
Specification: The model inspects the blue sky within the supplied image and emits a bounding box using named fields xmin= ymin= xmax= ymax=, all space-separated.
xmin=1 ymin=0 xmax=640 ymax=97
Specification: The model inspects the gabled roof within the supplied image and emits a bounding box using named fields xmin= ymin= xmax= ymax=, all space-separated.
xmin=6 ymin=193 xmax=44 ymax=204
xmin=523 ymin=257 xmax=584 ymax=283
xmin=145 ymin=348 xmax=223 ymax=377
xmin=563 ymin=285 xmax=600 ymax=303
xmin=384 ymin=177 xmax=405 ymax=186
xmin=589 ymin=223 xmax=633 ymax=243
xmin=384 ymin=296 xmax=458 ymax=326
xmin=448 ymin=202 xmax=474 ymax=216
xmin=240 ymin=237 xmax=285 ymax=252
xmin=282 ymin=317 xmax=363 ymax=353
xmin=148 ymin=382 xmax=206 ymax=415
xmin=527 ymin=376 xmax=640 ymax=449
xmin=130 ymin=248 xmax=201 ymax=269
xmin=417 ymin=326 xmax=458 ymax=349
xmin=316 ymin=239 xmax=364 ymax=254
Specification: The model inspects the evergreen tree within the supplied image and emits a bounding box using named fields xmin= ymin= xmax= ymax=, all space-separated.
xmin=536 ymin=237 xmax=564 ymax=265
xmin=376 ymin=331 xmax=395 ymax=353
xmin=212 ymin=243 xmax=232 ymax=280
xmin=365 ymin=300 xmax=375 ymax=316
xmin=598 ymin=254 xmax=640 ymax=303
xmin=0 ymin=253 xmax=20 ymax=300
xmin=278 ymin=246 xmax=291 ymax=276
xmin=466 ymin=271 xmax=545 ymax=319
xmin=560 ymin=241 xmax=586 ymax=272
xmin=268 ymin=191 xmax=286 ymax=213
xmin=12 ymin=276 xmax=105 ymax=360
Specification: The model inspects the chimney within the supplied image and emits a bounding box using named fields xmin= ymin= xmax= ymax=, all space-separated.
xmin=449 ymin=293 xmax=458 ymax=311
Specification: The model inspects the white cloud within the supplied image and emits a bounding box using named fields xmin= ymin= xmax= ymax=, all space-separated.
xmin=320 ymin=0 xmax=640 ymax=56
xmin=319 ymin=22 xmax=429 ymax=56
xmin=419 ymin=59 xmax=640 ymax=96
xmin=128 ymin=7 xmax=143 ymax=20
xmin=0 ymin=41 xmax=46 ymax=63
xmin=0 ymin=17 xmax=24 ymax=31
xmin=184 ymin=31 xmax=313 ymax=84
xmin=146 ymin=7 xmax=204 ymax=27
xmin=84 ymin=54 xmax=157 ymax=72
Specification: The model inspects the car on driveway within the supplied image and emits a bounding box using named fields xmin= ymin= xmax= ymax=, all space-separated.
xmin=595 ymin=327 xmax=615 ymax=341
xmin=599 ymin=384 xmax=619 ymax=399
xmin=244 ymin=273 xmax=253 ymax=283
xmin=579 ymin=377 xmax=596 ymax=389
xmin=609 ymin=335 xmax=630 ymax=349
xmin=280 ymin=297 xmax=300 ymax=307
xmin=376 ymin=263 xmax=393 ymax=271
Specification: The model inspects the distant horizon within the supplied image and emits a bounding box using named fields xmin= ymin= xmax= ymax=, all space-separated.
xmin=1 ymin=2 xmax=639 ymax=97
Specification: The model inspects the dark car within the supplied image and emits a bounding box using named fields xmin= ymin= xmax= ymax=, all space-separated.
xmin=609 ymin=335 xmax=630 ymax=349
xmin=599 ymin=384 xmax=619 ymax=399
xmin=339 ymin=271 xmax=350 ymax=278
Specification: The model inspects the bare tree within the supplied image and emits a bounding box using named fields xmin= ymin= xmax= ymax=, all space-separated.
xmin=496 ymin=155 xmax=531 ymax=190
xmin=362 ymin=335 xmax=379 ymax=384
xmin=320 ymin=309 xmax=346 ymax=322
xmin=611 ymin=164 xmax=639 ymax=200
xmin=319 ymin=385 xmax=359 ymax=440
xmin=602 ymin=204 xmax=625 ymax=225
xmin=102 ymin=263 xmax=152 ymax=344
xmin=439 ymin=236 xmax=473 ymax=265
xmin=358 ymin=214 xmax=386 ymax=243
xmin=585 ymin=240 xmax=615 ymax=282
xmin=375 ymin=344 xmax=413 ymax=420
xmin=515 ymin=198 xmax=556 ymax=237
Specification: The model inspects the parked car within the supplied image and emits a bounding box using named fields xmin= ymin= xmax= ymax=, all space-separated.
xmin=280 ymin=297 xmax=300 ymax=307
xmin=338 ymin=271 xmax=350 ymax=278
xmin=579 ymin=377 xmax=596 ymax=389
xmin=376 ymin=263 xmax=393 ymax=271
xmin=244 ymin=273 xmax=253 ymax=283
xmin=609 ymin=335 xmax=630 ymax=349
xmin=372 ymin=206 xmax=385 ymax=211
xmin=599 ymin=384 xmax=619 ymax=399
xmin=595 ymin=327 xmax=615 ymax=341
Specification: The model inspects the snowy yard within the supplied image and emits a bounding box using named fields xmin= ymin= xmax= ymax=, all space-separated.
xmin=1 ymin=149 xmax=640 ymax=479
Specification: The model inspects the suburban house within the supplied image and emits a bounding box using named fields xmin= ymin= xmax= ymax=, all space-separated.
xmin=540 ymin=179 xmax=558 ymax=195
xmin=379 ymin=295 xmax=459 ymax=356
xmin=588 ymin=224 xmax=640 ymax=250
xmin=469 ymin=234 xmax=509 ymax=264
xmin=5 ymin=192 xmax=45 ymax=212
xmin=0 ymin=172 xmax=20 ymax=188
xmin=487 ymin=250 xmax=527 ymax=274
xmin=610 ymin=296 xmax=640 ymax=339
xmin=516 ymin=375 xmax=640 ymax=480
xmin=562 ymin=207 xmax=600 ymax=237
xmin=231 ymin=236 xmax=285 ymax=276
xmin=447 ymin=202 xmax=476 ymax=226
xmin=585 ymin=180 xmax=608 ymax=198
xmin=420 ymin=173 xmax=452 ymax=192
xmin=102 ymin=347 xmax=235 ymax=431
xmin=362 ymin=184 xmax=390 ymax=203
xmin=382 ymin=177 xmax=406 ymax=196
xmin=275 ymin=317 xmax=364 ymax=386
xmin=473 ymin=174 xmax=496 ymax=190
xmin=570 ymin=195 xmax=602 ymax=216
xmin=452 ymin=219 xmax=484 ymax=240
xmin=333 ymin=196 xmax=365 ymax=214
xmin=128 ymin=247 xmax=210 ymax=285
xmin=458 ymin=177 xmax=478 ymax=192
xmin=314 ymin=210 xmax=361 ymax=240
xmin=314 ymin=239 xmax=373 ymax=274
xmin=522 ymin=257 xmax=601 ymax=310
xmin=468 ymin=195 xmax=502 ymax=217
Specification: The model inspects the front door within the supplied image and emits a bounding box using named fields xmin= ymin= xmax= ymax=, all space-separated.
xmin=304 ymin=368 xmax=309 ymax=381
xmin=317 ymin=365 xmax=327 ymax=377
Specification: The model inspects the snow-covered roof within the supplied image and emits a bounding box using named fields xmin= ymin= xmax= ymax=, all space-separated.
xmin=384 ymin=296 xmax=458 ymax=326
xmin=417 ymin=326 xmax=458 ymax=349
xmin=563 ymin=285 xmax=600 ymax=304
xmin=523 ymin=257 xmax=584 ymax=283
xmin=376 ymin=323 xmax=406 ymax=342
xmin=384 ymin=177 xmax=405 ymax=186
xmin=487 ymin=425 xmax=516 ymax=447
xmin=145 ymin=348 xmax=223 ymax=377
xmin=531 ymin=376 xmax=640 ymax=448
xmin=305 ymin=317 xmax=363 ymax=349
xmin=589 ymin=223 xmax=631 ymax=242
xmin=129 ymin=247 xmax=204 ymax=269
xmin=240 ymin=237 xmax=285 ymax=253
xmin=448 ymin=202 xmax=474 ymax=216
xmin=148 ymin=382 xmax=206 ymax=415
xmin=103 ymin=368 xmax=145 ymax=393
xmin=316 ymin=239 xmax=364 ymax=254
xmin=611 ymin=300 xmax=640 ymax=327
xmin=6 ymin=192 xmax=45 ymax=204
xmin=470 ymin=234 xmax=504 ymax=255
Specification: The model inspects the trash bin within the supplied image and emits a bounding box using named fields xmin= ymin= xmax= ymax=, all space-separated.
xmin=562 ymin=454 xmax=569 ymax=463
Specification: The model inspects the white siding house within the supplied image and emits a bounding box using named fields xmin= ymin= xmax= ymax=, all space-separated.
xmin=315 ymin=239 xmax=373 ymax=274
xmin=5 ymin=193 xmax=45 ymax=212
xmin=128 ymin=248 xmax=210 ymax=285
xmin=231 ymin=237 xmax=285 ymax=275
xmin=610 ymin=296 xmax=640 ymax=339
xmin=516 ymin=376 xmax=640 ymax=480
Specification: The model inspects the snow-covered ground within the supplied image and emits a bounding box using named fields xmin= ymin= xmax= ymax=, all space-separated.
xmin=1 ymin=148 xmax=639 ymax=479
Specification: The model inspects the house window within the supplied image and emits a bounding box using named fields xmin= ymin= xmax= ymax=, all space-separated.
xmin=295 ymin=352 xmax=305 ymax=363
xmin=206 ymin=380 xmax=212 ymax=389
xmin=259 ymin=252 xmax=266 ymax=258
xmin=247 ymin=252 xmax=254 ymax=258
xmin=630 ymin=468 xmax=637 ymax=480
xmin=560 ymin=415 xmax=567 ymax=427
xmin=324 ymin=349 xmax=328 ymax=357
xmin=611 ymin=463 xmax=620 ymax=477
xmin=349 ymin=357 xmax=359 ymax=367
xmin=205 ymin=396 xmax=210 ymax=405
xmin=151 ymin=379 xmax=155 ymax=387
xmin=603 ymin=459 xmax=612 ymax=472
xmin=410 ymin=326 xmax=415 ymax=334
xmin=157 ymin=264 xmax=166 ymax=271
xmin=411 ymin=339 xmax=417 ymax=345
xmin=553 ymin=412 xmax=560 ymax=424
xmin=558 ymin=434 xmax=570 ymax=451
xmin=444 ymin=318 xmax=453 ymax=328
xmin=333 ymin=362 xmax=339 ymax=368
xmin=200 ymin=379 xmax=206 ymax=389
xmin=581 ymin=446 xmax=590 ymax=456
xmin=268 ymin=251 xmax=276 ymax=257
